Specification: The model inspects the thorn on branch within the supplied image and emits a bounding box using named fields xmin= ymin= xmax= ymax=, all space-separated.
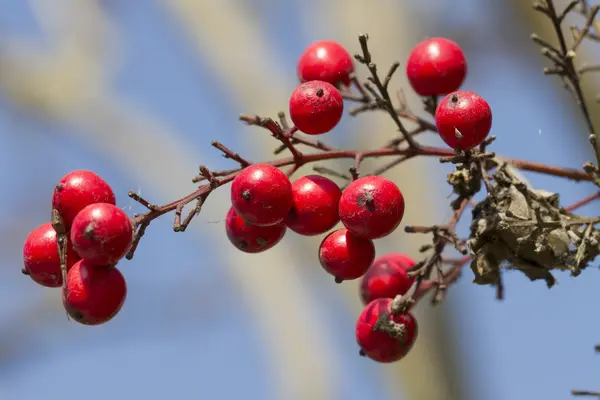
xmin=383 ymin=62 xmax=400 ymax=90
xmin=126 ymin=220 xmax=149 ymax=260
xmin=128 ymin=191 xmax=158 ymax=211
xmin=199 ymin=165 xmax=220 ymax=188
xmin=558 ymin=0 xmax=580 ymax=23
xmin=211 ymin=141 xmax=252 ymax=167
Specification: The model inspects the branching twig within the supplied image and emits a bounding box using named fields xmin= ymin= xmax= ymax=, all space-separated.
xmin=534 ymin=0 xmax=600 ymax=172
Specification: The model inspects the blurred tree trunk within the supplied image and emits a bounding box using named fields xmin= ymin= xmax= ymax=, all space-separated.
xmin=295 ymin=1 xmax=469 ymax=399
xmin=2 ymin=2 xmax=337 ymax=399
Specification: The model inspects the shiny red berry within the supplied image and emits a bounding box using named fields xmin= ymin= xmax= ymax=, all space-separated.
xmin=406 ymin=37 xmax=467 ymax=96
xmin=231 ymin=164 xmax=293 ymax=226
xmin=70 ymin=203 xmax=133 ymax=265
xmin=435 ymin=90 xmax=492 ymax=150
xmin=52 ymin=170 xmax=116 ymax=230
xmin=359 ymin=253 xmax=416 ymax=304
xmin=285 ymin=175 xmax=342 ymax=236
xmin=356 ymin=298 xmax=418 ymax=363
xmin=318 ymin=228 xmax=375 ymax=282
xmin=63 ymin=259 xmax=127 ymax=325
xmin=22 ymin=222 xmax=80 ymax=287
xmin=297 ymin=40 xmax=354 ymax=87
xmin=339 ymin=176 xmax=405 ymax=239
xmin=289 ymin=80 xmax=343 ymax=135
xmin=225 ymin=207 xmax=286 ymax=253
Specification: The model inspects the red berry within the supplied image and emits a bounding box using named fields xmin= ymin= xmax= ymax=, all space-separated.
xmin=360 ymin=253 xmax=416 ymax=304
xmin=289 ymin=80 xmax=343 ymax=135
xmin=297 ymin=40 xmax=354 ymax=87
xmin=22 ymin=222 xmax=80 ymax=287
xmin=406 ymin=37 xmax=467 ymax=96
xmin=63 ymin=259 xmax=127 ymax=325
xmin=356 ymin=298 xmax=418 ymax=363
xmin=225 ymin=207 xmax=286 ymax=253
xmin=231 ymin=164 xmax=293 ymax=226
xmin=435 ymin=90 xmax=492 ymax=150
xmin=52 ymin=170 xmax=116 ymax=230
xmin=339 ymin=176 xmax=405 ymax=239
xmin=318 ymin=228 xmax=375 ymax=282
xmin=70 ymin=203 xmax=133 ymax=265
xmin=285 ymin=175 xmax=342 ymax=236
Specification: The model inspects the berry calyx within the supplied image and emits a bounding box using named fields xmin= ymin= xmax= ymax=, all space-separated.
xmin=356 ymin=298 xmax=418 ymax=363
xmin=22 ymin=222 xmax=80 ymax=287
xmin=297 ymin=40 xmax=354 ymax=87
xmin=435 ymin=90 xmax=493 ymax=150
xmin=360 ymin=253 xmax=416 ymax=305
xmin=230 ymin=164 xmax=293 ymax=226
xmin=70 ymin=203 xmax=133 ymax=265
xmin=52 ymin=170 xmax=116 ymax=230
xmin=285 ymin=175 xmax=342 ymax=236
xmin=289 ymin=80 xmax=344 ymax=135
xmin=406 ymin=37 xmax=467 ymax=96
xmin=318 ymin=228 xmax=375 ymax=282
xmin=63 ymin=259 xmax=127 ymax=325
xmin=225 ymin=207 xmax=286 ymax=253
xmin=339 ymin=176 xmax=405 ymax=239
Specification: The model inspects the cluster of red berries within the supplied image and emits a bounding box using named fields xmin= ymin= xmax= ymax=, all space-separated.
xmin=22 ymin=170 xmax=129 ymax=325
xmin=228 ymin=37 xmax=493 ymax=363
xmin=21 ymin=36 xmax=494 ymax=361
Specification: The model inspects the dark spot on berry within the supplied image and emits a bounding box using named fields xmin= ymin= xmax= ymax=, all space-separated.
xmin=21 ymin=268 xmax=29 ymax=275
xmin=334 ymin=276 xmax=344 ymax=283
xmin=55 ymin=183 xmax=64 ymax=192
xmin=356 ymin=190 xmax=376 ymax=212
xmin=256 ymin=237 xmax=268 ymax=248
xmin=316 ymin=88 xmax=324 ymax=97
xmin=359 ymin=349 xmax=366 ymax=357
xmin=71 ymin=309 xmax=85 ymax=321
xmin=237 ymin=240 xmax=249 ymax=249
xmin=83 ymin=222 xmax=96 ymax=239
xmin=241 ymin=190 xmax=251 ymax=201
xmin=451 ymin=94 xmax=459 ymax=103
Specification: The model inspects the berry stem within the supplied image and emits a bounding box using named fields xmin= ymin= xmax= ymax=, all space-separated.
xmin=50 ymin=209 xmax=70 ymax=320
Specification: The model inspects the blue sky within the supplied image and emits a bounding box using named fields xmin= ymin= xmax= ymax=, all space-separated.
xmin=1 ymin=1 xmax=599 ymax=400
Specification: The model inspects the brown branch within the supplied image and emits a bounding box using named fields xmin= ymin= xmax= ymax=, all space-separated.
xmin=125 ymin=117 xmax=593 ymax=260
xmin=354 ymin=34 xmax=419 ymax=148
xmin=534 ymin=0 xmax=600 ymax=169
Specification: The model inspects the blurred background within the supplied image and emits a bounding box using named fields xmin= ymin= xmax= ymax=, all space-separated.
xmin=1 ymin=1 xmax=600 ymax=399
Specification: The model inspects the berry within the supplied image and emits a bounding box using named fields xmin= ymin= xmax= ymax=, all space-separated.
xmin=22 ymin=222 xmax=80 ymax=287
xmin=225 ymin=207 xmax=286 ymax=253
xmin=231 ymin=164 xmax=293 ymax=226
xmin=360 ymin=253 xmax=416 ymax=305
xmin=406 ymin=37 xmax=467 ymax=96
xmin=356 ymin=298 xmax=418 ymax=363
xmin=318 ymin=228 xmax=375 ymax=282
xmin=289 ymin=80 xmax=343 ymax=135
xmin=70 ymin=203 xmax=133 ymax=265
xmin=52 ymin=170 xmax=116 ymax=230
xmin=63 ymin=259 xmax=127 ymax=325
xmin=297 ymin=40 xmax=354 ymax=87
xmin=339 ymin=176 xmax=405 ymax=239
xmin=435 ymin=90 xmax=492 ymax=150
xmin=285 ymin=175 xmax=342 ymax=236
